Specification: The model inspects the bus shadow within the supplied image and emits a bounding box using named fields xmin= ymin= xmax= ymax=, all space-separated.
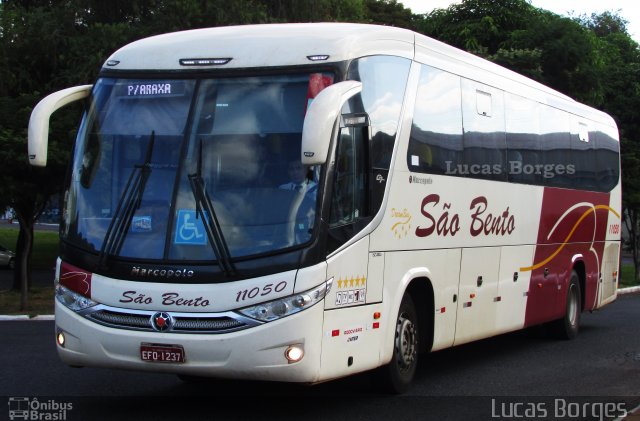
xmin=72 ymin=321 xmax=608 ymax=420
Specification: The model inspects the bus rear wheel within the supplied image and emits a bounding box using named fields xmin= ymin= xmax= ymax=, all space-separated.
xmin=380 ymin=294 xmax=419 ymax=393
xmin=550 ymin=270 xmax=581 ymax=339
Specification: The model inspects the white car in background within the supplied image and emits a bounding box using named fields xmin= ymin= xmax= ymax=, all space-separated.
xmin=0 ymin=244 xmax=15 ymax=269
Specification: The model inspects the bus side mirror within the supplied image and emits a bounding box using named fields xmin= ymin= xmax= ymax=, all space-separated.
xmin=28 ymin=85 xmax=93 ymax=167
xmin=301 ymin=81 xmax=362 ymax=165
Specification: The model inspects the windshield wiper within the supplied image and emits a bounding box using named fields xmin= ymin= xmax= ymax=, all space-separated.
xmin=98 ymin=131 xmax=155 ymax=269
xmin=188 ymin=139 xmax=236 ymax=277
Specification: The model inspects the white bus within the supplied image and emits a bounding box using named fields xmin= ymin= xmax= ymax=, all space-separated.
xmin=29 ymin=23 xmax=621 ymax=392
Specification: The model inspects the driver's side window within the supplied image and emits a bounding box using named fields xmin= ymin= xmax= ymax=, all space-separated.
xmin=327 ymin=125 xmax=368 ymax=253
xmin=329 ymin=127 xmax=366 ymax=227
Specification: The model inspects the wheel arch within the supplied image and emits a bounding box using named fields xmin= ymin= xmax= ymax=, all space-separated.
xmin=406 ymin=277 xmax=435 ymax=354
xmin=381 ymin=268 xmax=436 ymax=365
xmin=572 ymin=259 xmax=586 ymax=311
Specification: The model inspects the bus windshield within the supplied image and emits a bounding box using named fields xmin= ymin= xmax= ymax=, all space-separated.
xmin=63 ymin=73 xmax=332 ymax=262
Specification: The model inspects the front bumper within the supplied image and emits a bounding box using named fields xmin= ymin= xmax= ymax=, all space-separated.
xmin=55 ymin=299 xmax=324 ymax=383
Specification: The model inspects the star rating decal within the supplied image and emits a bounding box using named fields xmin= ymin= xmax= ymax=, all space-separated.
xmin=336 ymin=275 xmax=367 ymax=289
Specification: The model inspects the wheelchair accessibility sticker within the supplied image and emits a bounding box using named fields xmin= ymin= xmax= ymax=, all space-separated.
xmin=174 ymin=209 xmax=207 ymax=245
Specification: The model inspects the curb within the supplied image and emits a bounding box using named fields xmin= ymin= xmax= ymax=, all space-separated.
xmin=1 ymin=287 xmax=639 ymax=321
xmin=617 ymin=286 xmax=640 ymax=296
xmin=0 ymin=314 xmax=54 ymax=321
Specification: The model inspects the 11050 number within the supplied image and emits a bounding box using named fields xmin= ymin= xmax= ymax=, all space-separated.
xmin=236 ymin=281 xmax=287 ymax=303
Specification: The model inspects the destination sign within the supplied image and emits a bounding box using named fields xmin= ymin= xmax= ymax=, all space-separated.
xmin=115 ymin=81 xmax=186 ymax=98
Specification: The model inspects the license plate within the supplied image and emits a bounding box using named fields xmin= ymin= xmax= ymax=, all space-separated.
xmin=140 ymin=343 xmax=185 ymax=363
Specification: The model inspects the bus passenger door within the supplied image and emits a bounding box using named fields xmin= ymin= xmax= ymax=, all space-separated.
xmin=454 ymin=247 xmax=501 ymax=345
xmin=324 ymin=123 xmax=377 ymax=309
xmin=320 ymin=124 xmax=384 ymax=379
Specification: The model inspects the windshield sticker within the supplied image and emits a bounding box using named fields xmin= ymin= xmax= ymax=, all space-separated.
xmin=174 ymin=209 xmax=207 ymax=245
xmin=132 ymin=216 xmax=152 ymax=233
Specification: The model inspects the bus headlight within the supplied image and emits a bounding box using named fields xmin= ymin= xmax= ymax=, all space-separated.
xmin=238 ymin=279 xmax=332 ymax=322
xmin=56 ymin=284 xmax=98 ymax=311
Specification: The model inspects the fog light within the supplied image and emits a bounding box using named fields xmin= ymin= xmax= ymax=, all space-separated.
xmin=284 ymin=345 xmax=304 ymax=363
xmin=57 ymin=331 xmax=66 ymax=347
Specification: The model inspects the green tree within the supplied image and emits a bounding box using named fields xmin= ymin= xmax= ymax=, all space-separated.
xmin=418 ymin=0 xmax=537 ymax=54
xmin=420 ymin=0 xmax=606 ymax=105
xmin=421 ymin=1 xmax=640 ymax=282
xmin=578 ymin=13 xmax=640 ymax=281
xmin=0 ymin=0 xmax=372 ymax=309
xmin=364 ymin=0 xmax=415 ymax=29
xmin=486 ymin=47 xmax=543 ymax=81
xmin=579 ymin=10 xmax=629 ymax=37
xmin=0 ymin=4 xmax=74 ymax=306
xmin=258 ymin=0 xmax=365 ymax=22
xmin=509 ymin=13 xmax=605 ymax=105
xmin=137 ymin=0 xmax=268 ymax=33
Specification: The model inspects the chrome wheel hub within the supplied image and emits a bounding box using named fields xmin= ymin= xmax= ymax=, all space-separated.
xmin=395 ymin=314 xmax=417 ymax=371
xmin=568 ymin=284 xmax=578 ymax=327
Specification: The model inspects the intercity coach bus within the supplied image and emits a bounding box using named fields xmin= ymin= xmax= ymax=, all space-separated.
xmin=28 ymin=23 xmax=621 ymax=392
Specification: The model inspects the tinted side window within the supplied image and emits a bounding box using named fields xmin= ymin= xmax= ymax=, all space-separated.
xmin=327 ymin=125 xmax=369 ymax=254
xmin=347 ymin=56 xmax=411 ymax=170
xmin=461 ymin=79 xmax=507 ymax=181
xmin=594 ymin=126 xmax=620 ymax=192
xmin=540 ymin=106 xmax=572 ymax=188
xmin=329 ymin=127 xmax=367 ymax=228
xmin=406 ymin=66 xmax=619 ymax=193
xmin=408 ymin=65 xmax=463 ymax=175
xmin=346 ymin=55 xmax=411 ymax=219
xmin=571 ymin=120 xmax=598 ymax=191
xmin=505 ymin=93 xmax=541 ymax=185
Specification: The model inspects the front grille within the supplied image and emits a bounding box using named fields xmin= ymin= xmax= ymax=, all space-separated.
xmin=90 ymin=310 xmax=151 ymax=328
xmin=173 ymin=318 xmax=244 ymax=331
xmin=82 ymin=306 xmax=259 ymax=334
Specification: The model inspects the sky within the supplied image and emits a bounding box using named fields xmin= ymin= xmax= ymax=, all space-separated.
xmin=400 ymin=0 xmax=640 ymax=43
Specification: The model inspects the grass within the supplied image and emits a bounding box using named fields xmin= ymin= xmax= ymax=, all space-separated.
xmin=0 ymin=287 xmax=55 ymax=316
xmin=1 ymin=225 xmax=59 ymax=315
xmin=0 ymin=225 xmax=59 ymax=270
xmin=619 ymin=264 xmax=638 ymax=288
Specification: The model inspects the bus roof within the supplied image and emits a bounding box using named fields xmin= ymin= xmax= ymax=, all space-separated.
xmin=103 ymin=23 xmax=616 ymax=128
xmin=104 ymin=23 xmax=415 ymax=71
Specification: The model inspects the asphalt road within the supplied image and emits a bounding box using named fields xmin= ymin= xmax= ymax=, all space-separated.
xmin=1 ymin=295 xmax=639 ymax=421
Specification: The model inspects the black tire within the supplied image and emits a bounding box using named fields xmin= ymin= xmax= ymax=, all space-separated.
xmin=8 ymin=258 xmax=14 ymax=270
xmin=380 ymin=294 xmax=419 ymax=394
xmin=550 ymin=270 xmax=581 ymax=340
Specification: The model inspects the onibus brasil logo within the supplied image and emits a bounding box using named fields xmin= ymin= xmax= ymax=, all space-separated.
xmin=8 ymin=397 xmax=73 ymax=420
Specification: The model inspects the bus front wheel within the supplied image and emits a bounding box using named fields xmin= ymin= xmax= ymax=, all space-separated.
xmin=380 ymin=293 xmax=419 ymax=393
